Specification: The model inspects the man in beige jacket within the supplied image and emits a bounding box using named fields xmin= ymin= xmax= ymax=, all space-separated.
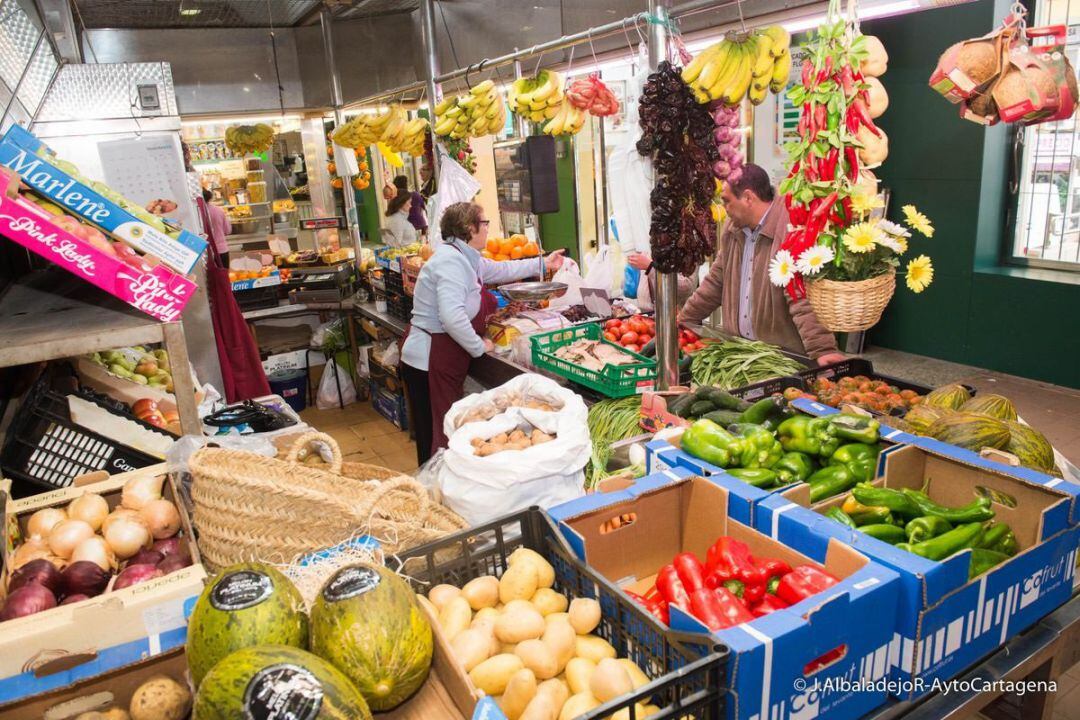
xmin=679 ymin=164 xmax=845 ymax=364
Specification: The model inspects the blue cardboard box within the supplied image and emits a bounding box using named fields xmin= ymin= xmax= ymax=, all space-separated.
xmin=548 ymin=473 xmax=901 ymax=720
xmin=756 ymin=442 xmax=1080 ymax=699
xmin=646 ymin=438 xmax=768 ymax=526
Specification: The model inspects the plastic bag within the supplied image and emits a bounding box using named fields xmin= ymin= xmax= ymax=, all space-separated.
xmin=443 ymin=372 xmax=587 ymax=438
xmin=311 ymin=319 xmax=347 ymax=353
xmin=582 ymin=244 xmax=619 ymax=297
xmin=624 ymin=264 xmax=641 ymax=299
xmin=316 ymin=359 xmax=357 ymax=409
xmin=414 ymin=449 xmax=446 ymax=501
xmin=429 ymin=145 xmax=482 ymax=244
xmin=380 ymin=340 xmax=400 ymax=368
xmin=547 ymin=257 xmax=583 ymax=309
xmin=608 ymin=46 xmax=654 ymax=255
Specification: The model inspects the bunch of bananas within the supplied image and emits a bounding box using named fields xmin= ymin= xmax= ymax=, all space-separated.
xmin=332 ymin=110 xmax=392 ymax=148
xmin=381 ymin=106 xmax=430 ymax=157
xmin=543 ymin=98 xmax=588 ymax=136
xmin=507 ymin=70 xmax=565 ymax=124
xmin=433 ymin=80 xmax=508 ymax=139
xmin=224 ymin=124 xmax=275 ymax=155
xmin=682 ymin=26 xmax=792 ymax=106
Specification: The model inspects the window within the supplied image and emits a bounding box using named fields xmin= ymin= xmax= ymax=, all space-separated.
xmin=1012 ymin=1 xmax=1080 ymax=269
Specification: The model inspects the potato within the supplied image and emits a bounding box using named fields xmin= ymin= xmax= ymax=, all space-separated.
xmin=558 ymin=692 xmax=600 ymax=720
xmin=568 ymin=598 xmax=601 ymax=635
xmin=509 ymin=548 xmax=555 ymax=589
xmin=564 ymin=657 xmax=596 ymax=695
xmin=503 ymin=599 xmax=536 ymax=615
xmin=495 ymin=605 xmax=545 ymax=644
xmin=617 ymin=659 xmax=650 ymax=691
xmin=545 ymin=612 xmax=571 ymax=627
xmin=516 ymin=639 xmax=559 ymax=680
xmin=590 ymin=658 xmax=633 ymax=703
xmin=641 ymin=705 xmax=661 ymax=717
xmin=521 ymin=679 xmax=569 ymax=720
xmin=129 ymin=675 xmax=191 ymax=720
xmin=611 ymin=704 xmax=650 ymax=720
xmin=451 ymin=628 xmax=494 ymax=672
xmin=501 ymin=642 xmax=520 ymax=655
xmin=531 ymin=588 xmax=569 ymax=616
xmin=537 ymin=678 xmax=570 ymax=708
xmin=439 ymin=596 xmax=473 ymax=641
xmin=500 ymin=561 xmax=540 ymax=604
xmin=499 ymin=668 xmax=538 ymax=720
xmin=574 ymin=635 xmax=616 ymax=663
xmin=429 ymin=584 xmax=462 ymax=611
xmin=462 ymin=576 xmax=500 ymax=610
xmin=471 ymin=654 xmax=525 ymax=696
xmin=541 ymin=619 xmax=576 ymax=671
xmin=101 ymin=711 xmax=131 ymax=720
xmin=470 ymin=615 xmax=502 ymax=656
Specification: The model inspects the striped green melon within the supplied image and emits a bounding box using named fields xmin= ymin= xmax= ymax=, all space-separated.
xmin=903 ymin=404 xmax=953 ymax=435
xmin=927 ymin=412 xmax=1011 ymax=452
xmin=924 ymin=383 xmax=972 ymax=410
xmin=1005 ymin=421 xmax=1055 ymax=472
xmin=960 ymin=394 xmax=1018 ymax=421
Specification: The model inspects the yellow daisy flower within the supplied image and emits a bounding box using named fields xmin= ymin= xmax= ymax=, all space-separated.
xmin=906 ymin=255 xmax=934 ymax=293
xmin=850 ymin=191 xmax=884 ymax=217
xmin=842 ymin=222 xmax=881 ymax=254
xmin=902 ymin=204 xmax=935 ymax=237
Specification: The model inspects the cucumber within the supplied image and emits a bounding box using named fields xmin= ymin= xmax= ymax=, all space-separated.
xmin=700 ymin=388 xmax=746 ymax=411
xmin=689 ymin=401 xmax=716 ymax=417
xmin=667 ymin=393 xmax=695 ymax=417
xmin=702 ymin=409 xmax=743 ymax=426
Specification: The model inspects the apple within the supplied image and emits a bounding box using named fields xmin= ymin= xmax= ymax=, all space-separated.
xmin=131 ymin=398 xmax=158 ymax=417
xmin=161 ymin=410 xmax=180 ymax=425
xmin=142 ymin=412 xmax=167 ymax=428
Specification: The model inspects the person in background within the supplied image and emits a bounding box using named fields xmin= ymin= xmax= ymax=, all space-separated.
xmin=626 ymin=250 xmax=698 ymax=306
xmin=401 ymin=201 xmax=565 ymax=464
xmin=384 ymin=190 xmax=417 ymax=247
xmin=678 ymin=164 xmax=845 ymax=365
xmin=201 ymin=188 xmax=232 ymax=267
xmin=394 ymin=174 xmax=428 ymax=236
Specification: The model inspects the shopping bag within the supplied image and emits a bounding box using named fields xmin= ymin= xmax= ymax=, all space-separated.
xmin=582 ymin=244 xmax=618 ymax=295
xmin=547 ymin=257 xmax=584 ymax=309
xmin=315 ymin=359 xmax=357 ymax=409
xmin=429 ymin=145 xmax=482 ymax=243
xmin=442 ymin=372 xmax=588 ymax=439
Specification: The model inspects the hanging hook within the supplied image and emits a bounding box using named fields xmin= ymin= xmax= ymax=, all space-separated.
xmin=533 ymin=48 xmax=545 ymax=78
xmin=464 ymin=62 xmax=475 ymax=90
xmin=566 ymin=43 xmax=576 ymax=77
xmin=587 ymin=28 xmax=601 ymax=74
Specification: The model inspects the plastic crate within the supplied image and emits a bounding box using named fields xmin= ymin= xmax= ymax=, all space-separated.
xmin=729 ymin=375 xmax=806 ymax=401
xmin=386 ymin=293 xmax=413 ymax=323
xmin=233 ymin=285 xmax=281 ymax=311
xmin=384 ymin=268 xmax=405 ymax=296
xmin=798 ymin=358 xmax=933 ymax=395
xmin=370 ymin=381 xmax=408 ymax=430
xmin=394 ymin=509 xmax=728 ymax=719
xmin=531 ymin=323 xmax=657 ymax=398
xmin=1 ymin=380 xmax=165 ymax=495
xmin=401 ymin=256 xmax=422 ymax=296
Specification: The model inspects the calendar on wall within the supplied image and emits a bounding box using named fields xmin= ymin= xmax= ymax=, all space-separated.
xmin=97 ymin=134 xmax=200 ymax=235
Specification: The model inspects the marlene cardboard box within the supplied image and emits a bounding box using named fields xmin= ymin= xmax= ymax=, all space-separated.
xmin=0 ymin=466 xmax=206 ymax=702
xmin=548 ymin=472 xmax=901 ymax=720
xmin=755 ymin=442 xmax=1080 ymax=699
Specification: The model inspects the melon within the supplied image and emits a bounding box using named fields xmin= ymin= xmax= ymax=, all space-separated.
xmin=924 ymin=383 xmax=971 ymax=410
xmin=310 ymin=564 xmax=433 ymax=711
xmin=186 ymin=563 xmax=309 ymax=687
xmin=927 ymin=413 xmax=1011 ymax=452
xmin=1005 ymin=421 xmax=1055 ymax=472
xmin=960 ymin=394 xmax=1018 ymax=421
xmin=903 ymin=404 xmax=953 ymax=435
xmin=194 ymin=644 xmax=371 ymax=720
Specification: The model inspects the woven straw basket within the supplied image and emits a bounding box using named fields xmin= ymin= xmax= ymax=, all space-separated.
xmin=805 ymin=268 xmax=896 ymax=333
xmin=189 ymin=432 xmax=468 ymax=572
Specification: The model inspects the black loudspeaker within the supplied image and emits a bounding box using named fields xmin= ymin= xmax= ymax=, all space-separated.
xmin=525 ymin=135 xmax=559 ymax=214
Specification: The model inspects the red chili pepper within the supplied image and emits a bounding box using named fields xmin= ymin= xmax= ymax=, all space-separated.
xmin=673 ymin=552 xmax=707 ymax=593
xmin=822 ymin=147 xmax=840 ymax=181
xmin=788 ymin=202 xmax=809 ymax=226
xmin=850 ymin=99 xmax=881 ymax=137
xmin=656 ymin=564 xmax=691 ymax=610
xmin=840 ymin=197 xmax=853 ymax=225
xmin=801 ymin=59 xmax=813 ymax=87
xmin=690 ymin=587 xmax=754 ymax=631
xmin=776 ymin=565 xmax=841 ymax=605
xmin=792 ymin=274 xmax=806 ymax=300
xmin=845 ymin=105 xmax=860 ymax=134
xmin=750 ymin=593 xmax=791 ymax=618
xmin=814 ymin=105 xmax=827 ymax=139
xmin=844 ymin=146 xmax=859 ymax=182
xmin=840 ymin=65 xmax=856 ymax=98
xmin=804 ymin=161 xmax=818 ymax=183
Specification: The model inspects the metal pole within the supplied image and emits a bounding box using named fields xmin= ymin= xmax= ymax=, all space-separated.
xmin=512 ymin=59 xmax=528 ymax=139
xmin=320 ymin=7 xmax=361 ymax=252
xmin=419 ymin=0 xmax=441 ymax=181
xmin=648 ymin=0 xmax=679 ymax=391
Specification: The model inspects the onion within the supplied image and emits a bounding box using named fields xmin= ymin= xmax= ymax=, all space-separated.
xmin=60 ymin=594 xmax=90 ymax=606
xmin=13 ymin=539 xmax=50 ymax=569
xmin=157 ymin=552 xmax=192 ymax=576
xmin=121 ymin=474 xmax=165 ymax=510
xmin=67 ymin=493 xmax=109 ymax=531
xmin=113 ymin=564 xmax=162 ymax=590
xmin=0 ymin=584 xmax=57 ymax=621
xmin=102 ymin=508 xmax=141 ymax=534
xmin=8 ymin=559 xmax=63 ymax=596
xmin=61 ymin=561 xmax=111 ymax=598
xmin=71 ymin=536 xmax=117 ymax=572
xmin=151 ymin=537 xmax=182 ymax=557
xmin=128 ymin=549 xmax=164 ymax=567
xmin=103 ymin=516 xmax=151 ymax=559
xmin=139 ymin=499 xmax=181 ymax=540
xmin=48 ymin=519 xmax=95 ymax=559
xmin=26 ymin=507 xmax=67 ymax=539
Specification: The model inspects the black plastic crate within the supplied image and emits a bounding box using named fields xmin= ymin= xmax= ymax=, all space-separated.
xmin=384 ymin=268 xmax=405 ymax=295
xmin=386 ymin=293 xmax=413 ymax=323
xmin=798 ymin=357 xmax=934 ymax=395
xmin=729 ymin=375 xmax=806 ymax=401
xmin=395 ymin=509 xmax=728 ymax=720
xmin=1 ymin=379 xmax=166 ymax=496
xmin=233 ymin=285 xmax=282 ymax=311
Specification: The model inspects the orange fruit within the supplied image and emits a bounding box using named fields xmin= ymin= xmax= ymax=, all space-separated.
xmin=485 ymin=239 xmax=500 ymax=254
xmin=510 ymin=246 xmax=524 ymax=260
xmin=326 ymin=145 xmax=334 ymax=157
xmin=481 ymin=249 xmax=494 ymax=259
xmin=511 ymin=234 xmax=527 ymax=247
xmin=523 ymin=241 xmax=539 ymax=257
xmin=494 ymin=253 xmax=509 ymax=261
xmin=327 ymin=162 xmax=336 ymax=174
xmin=499 ymin=239 xmax=514 ymax=255
xmin=331 ymin=178 xmax=343 ymax=189
xmin=358 ymin=161 xmax=369 ymax=172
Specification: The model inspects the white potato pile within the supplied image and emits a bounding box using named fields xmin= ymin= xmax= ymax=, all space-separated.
xmin=423 ymin=548 xmax=658 ymax=720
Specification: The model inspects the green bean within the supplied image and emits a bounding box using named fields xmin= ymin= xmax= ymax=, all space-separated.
xmin=586 ymin=397 xmax=642 ymax=488
xmin=690 ymin=338 xmax=804 ymax=388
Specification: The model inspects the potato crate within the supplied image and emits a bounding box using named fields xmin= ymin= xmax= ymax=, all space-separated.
xmin=395 ymin=508 xmax=728 ymax=720
xmin=531 ymin=323 xmax=657 ymax=398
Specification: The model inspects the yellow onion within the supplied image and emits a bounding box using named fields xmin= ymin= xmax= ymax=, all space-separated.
xmin=26 ymin=508 xmax=66 ymax=539
xmin=67 ymin=493 xmax=109 ymax=531
xmin=121 ymin=474 xmax=165 ymax=510
xmin=103 ymin=516 xmax=151 ymax=559
xmin=48 ymin=520 xmax=95 ymax=559
xmin=139 ymin=499 xmax=181 ymax=540
xmin=70 ymin=536 xmax=117 ymax=572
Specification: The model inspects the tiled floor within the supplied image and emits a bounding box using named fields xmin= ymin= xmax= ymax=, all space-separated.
xmin=299 ymin=400 xmax=419 ymax=474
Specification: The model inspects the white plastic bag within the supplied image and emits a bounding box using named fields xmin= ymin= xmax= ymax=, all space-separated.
xmin=548 ymin=257 xmax=584 ymax=309
xmin=582 ymin=244 xmax=621 ymax=297
xmin=438 ymin=407 xmax=588 ymax=526
xmin=608 ymin=46 xmax=654 ymax=255
xmin=443 ymin=372 xmax=588 ymax=439
xmin=316 ymin=359 xmax=357 ymax=409
xmin=429 ymin=145 xmax=482 ymax=244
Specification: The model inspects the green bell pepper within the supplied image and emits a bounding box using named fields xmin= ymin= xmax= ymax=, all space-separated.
xmin=829 ymin=443 xmax=882 ymax=483
xmin=726 ymin=467 xmax=779 ymax=488
xmin=840 ymin=495 xmax=892 ymax=525
xmin=825 ymin=507 xmax=857 ymax=528
xmin=778 ymin=415 xmax=821 ymax=455
xmin=851 ymin=484 xmax=922 ymax=518
xmin=903 ymin=522 xmax=985 ymax=562
xmin=826 ymin=414 xmax=881 ymax=445
xmin=976 ymin=523 xmax=1019 ymax=557
xmin=808 ymin=465 xmax=857 ymax=503
xmin=900 ymin=489 xmax=995 ymax=523
xmin=738 ymin=397 xmax=786 ymax=426
xmin=775 ymin=452 xmax=816 ymax=484
xmin=860 ymin=524 xmax=907 ymax=544
xmin=729 ymin=423 xmax=783 ymax=469
xmin=904 ymin=516 xmax=954 ymax=544
xmin=681 ymin=419 xmax=747 ymax=468
xmin=968 ymin=548 xmax=1010 ymax=579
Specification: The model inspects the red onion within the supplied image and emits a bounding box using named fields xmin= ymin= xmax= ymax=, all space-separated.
xmin=1 ymin=584 xmax=57 ymax=621
xmin=60 ymin=593 xmax=90 ymax=605
xmin=151 ymin=536 xmax=182 ymax=557
xmin=113 ymin=564 xmax=162 ymax=590
xmin=128 ymin=549 xmax=164 ymax=567
xmin=61 ymin=560 xmax=111 ymax=599
xmin=157 ymin=552 xmax=192 ymax=576
xmin=8 ymin=559 xmax=63 ymax=596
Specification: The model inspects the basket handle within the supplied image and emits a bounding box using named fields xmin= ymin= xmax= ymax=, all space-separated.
xmin=283 ymin=431 xmax=343 ymax=474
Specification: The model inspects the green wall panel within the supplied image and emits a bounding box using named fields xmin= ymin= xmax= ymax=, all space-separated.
xmin=537 ymin=137 xmax=580 ymax=264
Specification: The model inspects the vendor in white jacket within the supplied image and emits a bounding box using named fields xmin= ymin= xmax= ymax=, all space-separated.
xmin=401 ymin=202 xmax=565 ymax=463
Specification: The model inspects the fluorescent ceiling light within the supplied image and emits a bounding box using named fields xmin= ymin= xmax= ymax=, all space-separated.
xmin=179 ymin=8 xmax=201 ymax=16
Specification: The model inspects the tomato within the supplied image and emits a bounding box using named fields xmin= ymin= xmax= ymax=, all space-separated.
xmin=685 ymin=331 xmax=699 ymax=342
xmin=605 ymin=319 xmax=622 ymax=331
xmin=603 ymin=331 xmax=617 ymax=342
xmin=628 ymin=318 xmax=646 ymax=334
xmin=624 ymin=344 xmax=640 ymax=353
xmin=638 ymin=334 xmax=651 ymax=345
xmin=620 ymin=331 xmax=639 ymax=345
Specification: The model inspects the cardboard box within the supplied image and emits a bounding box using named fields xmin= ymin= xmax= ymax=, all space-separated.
xmin=646 ymin=439 xmax=769 ymax=526
xmin=0 ymin=125 xmax=207 ymax=275
xmin=755 ymin=443 xmax=1080 ymax=698
xmin=74 ymin=356 xmax=204 ymax=417
xmin=0 ymin=466 xmax=206 ymax=702
xmin=549 ymin=474 xmax=901 ymax=720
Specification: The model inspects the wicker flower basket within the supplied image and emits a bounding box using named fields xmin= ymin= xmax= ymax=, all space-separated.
xmin=805 ymin=268 xmax=896 ymax=332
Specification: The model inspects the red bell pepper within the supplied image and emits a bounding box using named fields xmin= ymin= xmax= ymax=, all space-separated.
xmin=706 ymin=537 xmax=756 ymax=581
xmin=656 ymin=564 xmax=691 ymax=611
xmin=754 ymin=557 xmax=792 ymax=592
xmin=626 ymin=590 xmax=670 ymax=626
xmin=690 ymin=587 xmax=754 ymax=631
xmin=643 ymin=584 xmax=661 ymax=603
xmin=775 ymin=565 xmax=840 ymax=606
xmin=673 ymin=552 xmax=707 ymax=593
xmin=721 ymin=578 xmax=765 ymax=606
xmin=750 ymin=593 xmax=790 ymax=618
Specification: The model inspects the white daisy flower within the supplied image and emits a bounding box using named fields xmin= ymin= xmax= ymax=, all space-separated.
xmin=769 ymin=250 xmax=796 ymax=287
xmin=877 ymin=219 xmax=911 ymax=238
xmin=878 ymin=234 xmax=909 ymax=254
xmin=796 ymin=244 xmax=835 ymax=275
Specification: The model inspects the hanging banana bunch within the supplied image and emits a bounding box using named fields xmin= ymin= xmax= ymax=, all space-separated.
xmin=224 ymin=124 xmax=275 ymax=155
xmin=682 ymin=26 xmax=792 ymax=106
xmin=507 ymin=69 xmax=565 ymax=124
xmin=542 ymin=97 xmax=588 ymax=136
xmin=433 ymin=80 xmax=508 ymax=139
xmin=379 ymin=106 xmax=429 ymax=157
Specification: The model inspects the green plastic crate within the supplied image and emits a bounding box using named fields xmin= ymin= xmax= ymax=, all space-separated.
xmin=530 ymin=323 xmax=657 ymax=398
